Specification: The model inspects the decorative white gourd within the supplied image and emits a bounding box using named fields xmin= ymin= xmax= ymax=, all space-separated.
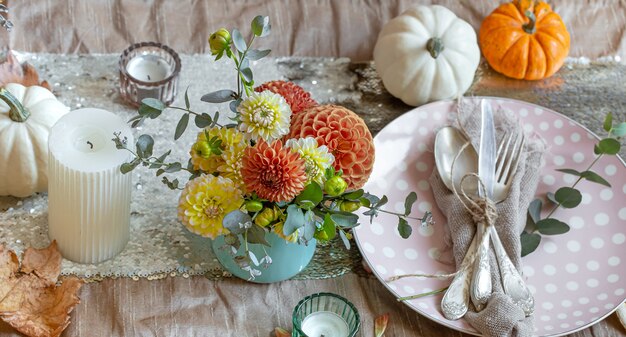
xmin=374 ymin=5 xmax=480 ymax=106
xmin=0 ymin=83 xmax=69 ymax=197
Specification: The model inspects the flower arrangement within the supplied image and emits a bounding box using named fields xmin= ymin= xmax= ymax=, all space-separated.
xmin=113 ymin=16 xmax=432 ymax=279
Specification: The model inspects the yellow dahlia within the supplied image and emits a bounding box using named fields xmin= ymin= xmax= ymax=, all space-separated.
xmin=237 ymin=91 xmax=291 ymax=141
xmin=285 ymin=137 xmax=334 ymax=185
xmin=190 ymin=127 xmax=247 ymax=173
xmin=177 ymin=175 xmax=244 ymax=238
xmin=217 ymin=149 xmax=245 ymax=190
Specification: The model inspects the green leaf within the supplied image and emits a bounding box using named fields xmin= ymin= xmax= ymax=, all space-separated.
xmin=240 ymin=67 xmax=253 ymax=83
xmin=330 ymin=211 xmax=359 ymax=229
xmin=194 ymin=113 xmax=212 ymax=128
xmin=120 ymin=162 xmax=136 ymax=174
xmin=246 ymin=49 xmax=271 ymax=61
xmin=596 ymin=138 xmax=621 ymax=155
xmin=397 ymin=217 xmax=412 ymax=239
xmin=527 ymin=199 xmax=542 ymax=223
xmin=156 ymin=169 xmax=165 ymax=176
xmin=375 ymin=195 xmax=388 ymax=208
xmin=224 ymin=233 xmax=240 ymax=250
xmin=283 ymin=205 xmax=304 ymax=236
xmin=554 ymin=187 xmax=582 ymax=208
xmin=535 ymin=218 xmax=570 ymax=235
xmin=135 ymin=134 xmax=154 ymax=158
xmin=200 ymin=89 xmax=236 ymax=103
xmin=343 ymin=189 xmax=364 ymax=201
xmin=139 ymin=98 xmax=166 ymax=119
xmin=403 ymin=191 xmax=417 ymax=216
xmin=612 ymin=122 xmax=626 ymax=137
xmin=338 ymin=230 xmax=351 ymax=250
xmin=604 ymin=112 xmax=613 ymax=132
xmin=223 ymin=210 xmax=251 ymax=235
xmin=251 ymin=15 xmax=271 ymax=37
xmin=184 ymin=87 xmax=190 ymax=110
xmin=164 ymin=162 xmax=182 ymax=173
xmin=580 ymin=170 xmax=611 ymax=187
xmin=149 ymin=150 xmax=171 ymax=169
xmin=229 ymin=99 xmax=241 ymax=113
xmin=319 ymin=213 xmax=337 ymax=241
xmin=295 ymin=182 xmax=323 ymax=208
xmin=546 ymin=192 xmax=557 ymax=204
xmin=174 ymin=113 xmax=189 ymax=140
xmin=555 ymin=168 xmax=582 ymax=177
xmin=302 ymin=210 xmax=317 ymax=241
xmin=520 ymin=232 xmax=541 ymax=257
xmin=247 ymin=224 xmax=270 ymax=246
xmin=232 ymin=29 xmax=246 ymax=53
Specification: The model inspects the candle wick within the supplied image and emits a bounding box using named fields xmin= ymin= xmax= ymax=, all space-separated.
xmin=87 ymin=141 xmax=94 ymax=149
xmin=147 ymin=74 xmax=151 ymax=81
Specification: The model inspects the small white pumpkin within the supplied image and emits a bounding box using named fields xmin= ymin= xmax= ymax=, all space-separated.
xmin=0 ymin=83 xmax=69 ymax=197
xmin=374 ymin=5 xmax=480 ymax=106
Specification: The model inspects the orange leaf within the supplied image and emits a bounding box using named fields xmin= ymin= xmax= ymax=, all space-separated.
xmin=374 ymin=313 xmax=390 ymax=337
xmin=0 ymin=242 xmax=83 ymax=337
xmin=0 ymin=51 xmax=51 ymax=90
xmin=21 ymin=241 xmax=62 ymax=286
xmin=274 ymin=327 xmax=290 ymax=337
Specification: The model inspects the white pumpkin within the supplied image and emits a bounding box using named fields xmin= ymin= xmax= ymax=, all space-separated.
xmin=0 ymin=83 xmax=69 ymax=197
xmin=374 ymin=5 xmax=480 ymax=106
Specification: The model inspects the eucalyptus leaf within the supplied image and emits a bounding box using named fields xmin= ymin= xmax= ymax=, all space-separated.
xmin=150 ymin=150 xmax=171 ymax=169
xmin=612 ymin=122 xmax=626 ymax=137
xmin=546 ymin=192 xmax=557 ymax=204
xmin=174 ymin=113 xmax=189 ymax=140
xmin=156 ymin=169 xmax=165 ymax=176
xmin=200 ymin=89 xmax=236 ymax=103
xmin=403 ymin=191 xmax=417 ymax=216
xmin=555 ymin=168 xmax=581 ymax=177
xmin=596 ymin=138 xmax=621 ymax=155
xmin=223 ymin=210 xmax=252 ymax=235
xmin=554 ymin=187 xmax=582 ymax=208
xmin=247 ymin=224 xmax=270 ymax=246
xmin=520 ymin=232 xmax=541 ymax=257
xmin=184 ymin=87 xmax=190 ymax=110
xmin=527 ymin=199 xmax=542 ymax=223
xmin=135 ymin=134 xmax=154 ymax=158
xmin=246 ymin=49 xmax=271 ymax=61
xmin=232 ymin=29 xmax=246 ymax=53
xmin=339 ymin=230 xmax=351 ymax=250
xmin=295 ymin=182 xmax=323 ymax=207
xmin=580 ymin=170 xmax=611 ymax=187
xmin=343 ymin=189 xmax=364 ymax=201
xmin=362 ymin=193 xmax=380 ymax=207
xmin=397 ymin=218 xmax=412 ymax=239
xmin=302 ymin=211 xmax=316 ymax=241
xmin=164 ymin=162 xmax=182 ymax=173
xmin=283 ymin=205 xmax=304 ymax=236
xmin=330 ymin=211 xmax=359 ymax=229
xmin=139 ymin=98 xmax=165 ymax=118
xmin=240 ymin=67 xmax=253 ymax=83
xmin=604 ymin=112 xmax=613 ymax=132
xmin=194 ymin=113 xmax=212 ymax=128
xmin=229 ymin=99 xmax=241 ymax=113
xmin=120 ymin=162 xmax=136 ymax=174
xmin=536 ymin=218 xmax=570 ymax=235
xmin=251 ymin=15 xmax=271 ymax=37
xmin=375 ymin=195 xmax=388 ymax=208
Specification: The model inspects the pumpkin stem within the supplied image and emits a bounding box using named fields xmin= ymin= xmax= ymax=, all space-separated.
xmin=426 ymin=37 xmax=444 ymax=59
xmin=522 ymin=10 xmax=537 ymax=34
xmin=0 ymin=88 xmax=30 ymax=122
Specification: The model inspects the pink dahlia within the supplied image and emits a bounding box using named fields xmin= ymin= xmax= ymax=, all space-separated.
xmin=254 ymin=80 xmax=317 ymax=114
xmin=241 ymin=139 xmax=307 ymax=202
xmin=287 ymin=104 xmax=375 ymax=189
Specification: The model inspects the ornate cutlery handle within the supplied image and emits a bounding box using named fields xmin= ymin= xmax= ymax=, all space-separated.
xmin=470 ymin=222 xmax=492 ymax=311
xmin=441 ymin=233 xmax=478 ymax=320
xmin=489 ymin=226 xmax=535 ymax=316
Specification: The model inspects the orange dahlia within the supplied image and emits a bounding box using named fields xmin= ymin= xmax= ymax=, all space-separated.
xmin=287 ymin=104 xmax=374 ymax=189
xmin=241 ymin=139 xmax=307 ymax=202
xmin=254 ymin=80 xmax=317 ymax=114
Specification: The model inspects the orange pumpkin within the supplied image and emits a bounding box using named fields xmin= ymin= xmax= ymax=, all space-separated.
xmin=479 ymin=0 xmax=570 ymax=80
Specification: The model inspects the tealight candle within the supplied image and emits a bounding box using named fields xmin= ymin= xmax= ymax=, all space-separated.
xmin=292 ymin=293 xmax=360 ymax=337
xmin=48 ymin=108 xmax=134 ymax=264
xmin=119 ymin=42 xmax=181 ymax=107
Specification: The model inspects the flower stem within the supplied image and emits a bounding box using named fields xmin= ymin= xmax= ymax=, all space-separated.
xmin=0 ymin=88 xmax=30 ymax=122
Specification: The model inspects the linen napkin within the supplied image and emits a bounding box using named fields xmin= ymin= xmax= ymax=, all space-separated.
xmin=429 ymin=100 xmax=545 ymax=337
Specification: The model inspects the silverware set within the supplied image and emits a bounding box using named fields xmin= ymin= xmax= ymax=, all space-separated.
xmin=434 ymin=100 xmax=534 ymax=320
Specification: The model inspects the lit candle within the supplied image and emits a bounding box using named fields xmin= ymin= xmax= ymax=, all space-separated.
xmin=301 ymin=311 xmax=350 ymax=337
xmin=47 ymin=108 xmax=134 ymax=264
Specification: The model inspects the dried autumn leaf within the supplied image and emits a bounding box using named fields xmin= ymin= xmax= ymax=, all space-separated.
xmin=0 ymin=242 xmax=83 ymax=337
xmin=374 ymin=313 xmax=390 ymax=337
xmin=0 ymin=51 xmax=51 ymax=90
xmin=274 ymin=327 xmax=290 ymax=337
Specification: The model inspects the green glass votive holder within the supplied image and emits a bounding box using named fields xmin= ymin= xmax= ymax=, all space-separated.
xmin=292 ymin=292 xmax=361 ymax=337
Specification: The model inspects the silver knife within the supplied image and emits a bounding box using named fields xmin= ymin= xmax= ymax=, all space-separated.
xmin=469 ymin=100 xmax=496 ymax=311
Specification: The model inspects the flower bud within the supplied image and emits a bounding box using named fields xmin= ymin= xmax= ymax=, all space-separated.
xmin=324 ymin=176 xmax=348 ymax=196
xmin=254 ymin=207 xmax=277 ymax=227
xmin=209 ymin=28 xmax=231 ymax=55
xmin=313 ymin=228 xmax=329 ymax=241
xmin=245 ymin=200 xmax=263 ymax=213
xmin=339 ymin=200 xmax=361 ymax=212
xmin=191 ymin=141 xmax=212 ymax=159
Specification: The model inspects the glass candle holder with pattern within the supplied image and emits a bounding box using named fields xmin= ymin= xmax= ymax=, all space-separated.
xmin=292 ymin=292 xmax=360 ymax=337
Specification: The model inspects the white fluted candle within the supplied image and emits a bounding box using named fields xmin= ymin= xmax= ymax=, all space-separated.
xmin=48 ymin=108 xmax=134 ymax=264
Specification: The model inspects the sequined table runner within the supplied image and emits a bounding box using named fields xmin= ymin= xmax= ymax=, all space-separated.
xmin=0 ymin=53 xmax=624 ymax=281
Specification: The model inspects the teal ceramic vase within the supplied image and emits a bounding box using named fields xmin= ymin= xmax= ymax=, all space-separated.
xmin=212 ymin=232 xmax=316 ymax=283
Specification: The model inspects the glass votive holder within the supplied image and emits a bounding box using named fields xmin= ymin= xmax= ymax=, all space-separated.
xmin=119 ymin=41 xmax=181 ymax=107
xmin=292 ymin=292 xmax=361 ymax=337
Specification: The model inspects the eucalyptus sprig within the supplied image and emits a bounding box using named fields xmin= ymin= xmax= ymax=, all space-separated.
xmin=521 ymin=112 xmax=626 ymax=256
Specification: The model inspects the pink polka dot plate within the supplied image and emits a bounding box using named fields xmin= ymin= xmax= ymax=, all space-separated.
xmin=353 ymin=97 xmax=626 ymax=336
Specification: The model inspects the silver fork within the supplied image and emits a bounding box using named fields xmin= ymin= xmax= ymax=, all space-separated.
xmin=489 ymin=130 xmax=534 ymax=316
